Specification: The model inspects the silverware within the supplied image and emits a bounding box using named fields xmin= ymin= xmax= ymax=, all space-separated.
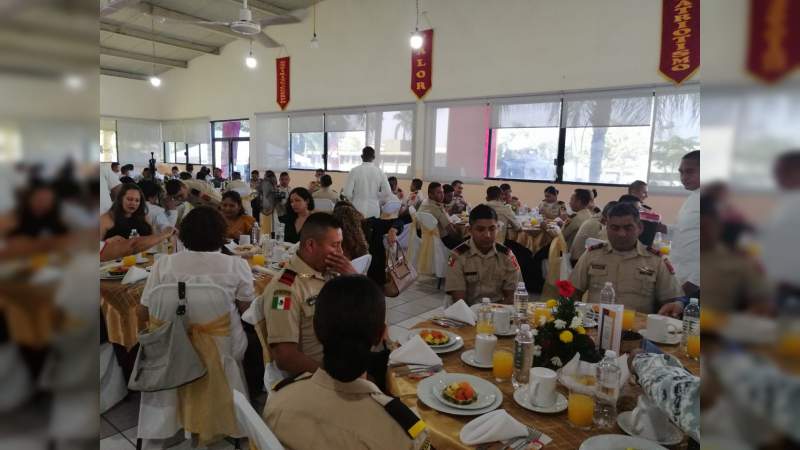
xmin=393 ymin=364 xmax=443 ymax=376
xmin=432 ymin=317 xmax=468 ymax=327
xmin=510 ymin=427 xmax=542 ymax=450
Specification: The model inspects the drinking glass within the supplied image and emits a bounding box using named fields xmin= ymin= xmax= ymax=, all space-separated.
xmin=492 ymin=350 xmax=513 ymax=382
xmin=122 ymin=255 xmax=137 ymax=267
xmin=659 ymin=241 xmax=672 ymax=255
xmin=568 ymin=389 xmax=594 ymax=430
xmin=686 ymin=335 xmax=700 ymax=360
xmin=622 ymin=309 xmax=636 ymax=331
xmin=251 ymin=254 xmax=266 ymax=266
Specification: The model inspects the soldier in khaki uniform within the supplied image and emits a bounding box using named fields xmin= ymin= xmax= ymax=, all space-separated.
xmin=312 ymin=174 xmax=340 ymax=202
xmin=570 ymin=202 xmax=683 ymax=313
xmin=417 ymin=182 xmax=461 ymax=248
xmin=570 ymin=201 xmax=616 ymax=264
xmin=264 ymin=276 xmax=431 ymax=450
xmin=484 ymin=185 xmax=522 ymax=232
xmin=561 ymin=188 xmax=595 ymax=248
xmin=263 ymin=213 xmax=357 ymax=375
xmin=446 ymin=204 xmax=522 ymax=305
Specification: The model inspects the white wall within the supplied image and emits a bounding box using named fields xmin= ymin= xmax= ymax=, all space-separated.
xmin=100 ymin=75 xmax=161 ymax=119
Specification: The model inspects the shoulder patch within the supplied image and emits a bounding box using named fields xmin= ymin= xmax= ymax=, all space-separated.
xmin=382 ymin=397 xmax=427 ymax=440
xmin=494 ymin=242 xmax=510 ymax=255
xmin=588 ymin=243 xmax=605 ymax=251
xmin=272 ymin=372 xmax=312 ymax=392
xmin=646 ymin=246 xmax=661 ymax=256
xmin=278 ymin=269 xmax=297 ymax=286
xmin=663 ymin=257 xmax=675 ymax=274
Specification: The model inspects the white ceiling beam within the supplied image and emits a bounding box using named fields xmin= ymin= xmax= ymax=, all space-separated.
xmin=100 ymin=67 xmax=150 ymax=81
xmin=100 ymin=20 xmax=220 ymax=54
xmin=100 ymin=46 xmax=188 ymax=68
xmin=139 ymin=2 xmax=247 ymax=40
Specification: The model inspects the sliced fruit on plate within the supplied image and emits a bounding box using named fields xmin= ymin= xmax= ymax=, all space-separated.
xmin=442 ymin=381 xmax=478 ymax=405
xmin=419 ymin=329 xmax=450 ymax=346
xmin=107 ymin=266 xmax=130 ymax=276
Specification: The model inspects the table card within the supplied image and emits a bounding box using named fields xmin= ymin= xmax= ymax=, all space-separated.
xmin=597 ymin=304 xmax=624 ymax=354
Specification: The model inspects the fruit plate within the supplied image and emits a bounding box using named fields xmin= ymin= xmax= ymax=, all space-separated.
xmin=409 ymin=329 xmax=459 ymax=349
xmin=416 ymin=373 xmax=502 ymax=416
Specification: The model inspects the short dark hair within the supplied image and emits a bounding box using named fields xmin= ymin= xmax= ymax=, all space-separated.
xmin=179 ymin=172 xmax=192 ymax=180
xmin=700 ymin=193 xmax=718 ymax=219
xmin=486 ymin=186 xmax=502 ymax=200
xmin=469 ymin=204 xmax=497 ymax=225
xmin=165 ymin=179 xmax=184 ymax=196
xmin=186 ymin=163 xmax=194 ymax=172
xmin=601 ymin=201 xmax=618 ymax=217
xmin=499 ymin=183 xmax=511 ymax=192
xmin=452 ymin=180 xmax=463 ymax=187
xmin=279 ymin=171 xmax=289 ymax=178
xmin=682 ymin=150 xmax=700 ymax=162
xmin=618 ymin=194 xmax=641 ymax=204
xmin=361 ymin=146 xmax=376 ymax=161
xmin=388 ymin=176 xmax=398 ymax=187
xmin=607 ymin=202 xmax=641 ymax=222
xmin=316 ymin=168 xmax=324 ymax=174
xmin=119 ymin=176 xmax=135 ymax=184
xmin=121 ymin=164 xmax=134 ymax=173
xmin=222 ymin=190 xmax=245 ymax=217
xmin=544 ymin=185 xmax=558 ymax=195
xmin=232 ymin=171 xmax=241 ymax=180
xmin=179 ymin=206 xmax=227 ymax=251
xmin=314 ymin=275 xmax=385 ymax=382
xmin=629 ymin=180 xmax=647 ymax=193
xmin=251 ymin=169 xmax=260 ymax=176
xmin=111 ymin=162 xmax=120 ymax=169
xmin=411 ymin=178 xmax=423 ymax=190
xmin=299 ymin=212 xmax=342 ymax=243
xmin=443 ymin=184 xmax=454 ymax=194
xmin=320 ymin=174 xmax=333 ymax=188
xmin=171 ymin=166 xmax=178 ymax=171
xmin=427 ymin=181 xmax=442 ymax=195
xmin=573 ymin=189 xmax=594 ymax=206
xmin=138 ymin=180 xmax=162 ymax=200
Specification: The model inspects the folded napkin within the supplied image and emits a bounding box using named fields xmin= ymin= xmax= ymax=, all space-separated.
xmin=445 ymin=299 xmax=477 ymax=326
xmin=389 ymin=335 xmax=442 ymax=366
xmin=584 ymin=237 xmax=606 ymax=248
xmin=459 ymin=410 xmax=528 ymax=445
xmin=30 ymin=267 xmax=62 ymax=285
xmin=449 ymin=214 xmax=462 ymax=224
xmin=121 ymin=266 xmax=149 ymax=285
xmin=558 ymin=353 xmax=630 ymax=396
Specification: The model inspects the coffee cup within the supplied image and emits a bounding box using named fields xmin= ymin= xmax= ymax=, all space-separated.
xmin=493 ymin=307 xmax=512 ymax=334
xmin=631 ymin=395 xmax=674 ymax=440
xmin=474 ymin=333 xmax=498 ymax=365
xmin=239 ymin=235 xmax=251 ymax=246
xmin=646 ymin=314 xmax=680 ymax=341
xmin=527 ymin=367 xmax=557 ymax=407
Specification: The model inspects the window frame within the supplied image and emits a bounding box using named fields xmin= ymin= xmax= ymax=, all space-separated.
xmin=211 ymin=118 xmax=251 ymax=177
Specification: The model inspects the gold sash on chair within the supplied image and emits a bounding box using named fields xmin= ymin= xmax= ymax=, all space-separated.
xmin=149 ymin=313 xmax=238 ymax=447
xmin=416 ymin=226 xmax=439 ymax=276
xmin=259 ymin=212 xmax=274 ymax=235
xmin=541 ymin=234 xmax=568 ymax=300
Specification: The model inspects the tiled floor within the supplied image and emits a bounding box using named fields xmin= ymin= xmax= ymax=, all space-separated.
xmin=100 ymin=276 xmax=446 ymax=449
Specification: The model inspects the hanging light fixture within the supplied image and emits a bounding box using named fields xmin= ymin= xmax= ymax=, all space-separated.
xmin=245 ymin=39 xmax=258 ymax=68
xmin=149 ymin=12 xmax=161 ymax=87
xmin=309 ymin=1 xmax=319 ymax=48
xmin=409 ymin=0 xmax=423 ymax=49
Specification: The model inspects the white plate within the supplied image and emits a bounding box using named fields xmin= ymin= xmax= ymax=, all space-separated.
xmin=408 ymin=329 xmax=460 ymax=349
xmin=433 ymin=336 xmax=464 ymax=354
xmin=640 ymin=329 xmax=681 ymax=345
xmin=100 ymin=273 xmax=125 ymax=280
xmin=513 ymin=388 xmax=567 ymax=413
xmin=136 ymin=255 xmax=148 ymax=263
xmin=432 ymin=377 xmax=498 ymax=410
xmin=459 ymin=350 xmax=492 ymax=369
xmin=494 ymin=327 xmax=518 ymax=337
xmin=579 ymin=434 xmax=669 ymax=450
xmin=617 ymin=411 xmax=683 ymax=446
xmin=416 ymin=373 xmax=502 ymax=416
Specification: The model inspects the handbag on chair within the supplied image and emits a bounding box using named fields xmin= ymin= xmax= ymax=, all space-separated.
xmin=384 ymin=246 xmax=417 ymax=298
xmin=128 ymin=282 xmax=207 ymax=392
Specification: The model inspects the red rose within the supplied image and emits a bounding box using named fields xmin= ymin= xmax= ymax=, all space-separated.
xmin=556 ymin=280 xmax=575 ymax=298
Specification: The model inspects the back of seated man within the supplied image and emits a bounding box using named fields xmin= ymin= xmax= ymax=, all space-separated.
xmin=445 ymin=204 xmax=522 ymax=305
xmin=484 ymin=186 xmax=521 ymax=231
xmin=417 ymin=181 xmax=461 ymax=249
xmin=312 ymin=174 xmax=339 ymax=202
xmin=262 ymin=213 xmax=356 ymax=375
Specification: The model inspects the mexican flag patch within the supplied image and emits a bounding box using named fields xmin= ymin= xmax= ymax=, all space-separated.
xmin=271 ymin=293 xmax=292 ymax=310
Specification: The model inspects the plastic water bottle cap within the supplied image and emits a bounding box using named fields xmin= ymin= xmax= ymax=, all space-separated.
xmin=604 ymin=350 xmax=617 ymax=358
xmin=520 ymin=324 xmax=530 ymax=332
xmin=689 ymin=298 xmax=699 ymax=304
xmin=517 ymin=282 xmax=525 ymax=289
xmin=482 ymin=298 xmax=490 ymax=304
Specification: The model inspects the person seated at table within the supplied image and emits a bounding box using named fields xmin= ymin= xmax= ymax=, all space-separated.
xmin=483 ymin=186 xmax=521 ymax=233
xmin=446 ymin=179 xmax=469 ymax=215
xmin=100 ymin=183 xmax=153 ymax=240
xmin=569 ymin=201 xmax=616 ymax=265
xmin=226 ymin=171 xmax=250 ymax=193
xmin=570 ymin=202 xmax=683 ymax=313
xmin=139 ymin=206 xmax=254 ymax=360
xmin=417 ymin=182 xmax=461 ymax=249
xmin=139 ymin=180 xmax=170 ymax=233
xmin=499 ymin=183 xmax=512 ymax=204
xmin=164 ymin=178 xmax=219 ymax=211
xmin=561 ymin=188 xmax=595 ymax=248
xmin=221 ymin=190 xmax=255 ymax=241
xmin=264 ymin=275 xmax=431 ymax=450
xmin=405 ymin=178 xmax=424 ymax=210
xmin=278 ymin=187 xmax=315 ymax=244
xmin=618 ymin=194 xmax=643 ymax=210
xmin=538 ymin=185 xmax=561 ymax=220
xmin=442 ymin=184 xmax=455 ymax=209
xmin=445 ymin=204 xmax=522 ymax=306
xmin=312 ymin=174 xmax=339 ymax=202
xmin=628 ymin=180 xmax=652 ymax=210
xmin=262 ymin=213 xmax=356 ymax=375
xmin=308 ymin=168 xmax=324 ymax=193
xmin=332 ymin=201 xmax=368 ymax=260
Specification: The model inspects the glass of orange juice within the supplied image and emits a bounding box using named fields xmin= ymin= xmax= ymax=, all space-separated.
xmin=122 ymin=255 xmax=137 ymax=267
xmin=659 ymin=241 xmax=671 ymax=255
xmin=622 ymin=309 xmax=636 ymax=330
xmin=492 ymin=350 xmax=513 ymax=382
xmin=251 ymin=254 xmax=266 ymax=266
xmin=568 ymin=389 xmax=594 ymax=429
xmin=686 ymin=335 xmax=700 ymax=360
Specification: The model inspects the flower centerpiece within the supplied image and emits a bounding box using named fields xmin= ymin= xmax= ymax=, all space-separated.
xmin=532 ymin=280 xmax=602 ymax=370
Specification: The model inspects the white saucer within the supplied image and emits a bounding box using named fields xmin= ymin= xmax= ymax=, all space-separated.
xmin=460 ymin=349 xmax=492 ymax=369
xmin=495 ymin=327 xmax=518 ymax=337
xmin=617 ymin=411 xmax=683 ymax=446
xmin=640 ymin=329 xmax=681 ymax=345
xmin=579 ymin=434 xmax=668 ymax=450
xmin=512 ymin=388 xmax=567 ymax=413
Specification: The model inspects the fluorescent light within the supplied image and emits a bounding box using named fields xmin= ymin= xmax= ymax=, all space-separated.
xmin=409 ymin=31 xmax=423 ymax=49
xmin=149 ymin=76 xmax=161 ymax=87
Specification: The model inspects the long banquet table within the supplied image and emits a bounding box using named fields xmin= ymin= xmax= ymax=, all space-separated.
xmin=387 ymin=313 xmax=699 ymax=450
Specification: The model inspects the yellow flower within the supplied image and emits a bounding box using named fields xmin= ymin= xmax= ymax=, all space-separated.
xmin=559 ymin=330 xmax=574 ymax=344
xmin=545 ymin=299 xmax=558 ymax=309
xmin=575 ymin=326 xmax=586 ymax=335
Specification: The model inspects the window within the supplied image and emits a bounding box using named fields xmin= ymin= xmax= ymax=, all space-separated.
xmin=368 ymin=110 xmax=413 ymax=175
xmin=289 ymin=132 xmax=324 ymax=169
xmin=214 ymin=120 xmax=249 ymax=138
xmin=650 ymin=89 xmax=700 ymax=187
xmin=164 ymin=142 xmax=184 ymax=163
xmin=325 ymin=112 xmax=365 ymax=172
xmin=100 ymin=118 xmax=117 ymax=162
xmin=426 ymin=104 xmax=489 ymax=182
xmin=188 ymin=143 xmax=211 ymax=164
xmin=212 ymin=119 xmax=250 ymax=177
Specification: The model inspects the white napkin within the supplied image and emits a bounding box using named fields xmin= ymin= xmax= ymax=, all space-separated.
xmin=30 ymin=267 xmax=62 ymax=285
xmin=121 ymin=266 xmax=149 ymax=285
xmin=449 ymin=214 xmax=462 ymax=224
xmin=558 ymin=353 xmax=630 ymax=396
xmin=584 ymin=237 xmax=606 ymax=248
xmin=445 ymin=299 xmax=477 ymax=325
xmin=459 ymin=410 xmax=528 ymax=445
xmin=389 ymin=335 xmax=442 ymax=366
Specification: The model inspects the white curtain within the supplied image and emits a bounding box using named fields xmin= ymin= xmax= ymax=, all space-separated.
xmin=184 ymin=118 xmax=210 ymax=145
xmin=424 ymin=103 xmax=489 ymax=183
xmin=491 ymin=98 xmax=561 ymax=128
xmin=562 ymin=90 xmax=653 ymax=127
xmin=649 ymin=87 xmax=700 ymax=188
xmin=161 ymin=120 xmax=185 ymax=142
xmin=116 ymin=118 xmax=162 ymax=165
xmin=289 ymin=114 xmax=323 ymax=133
xmin=324 ymin=112 xmax=365 ymax=132
xmin=254 ymin=114 xmax=289 ymax=171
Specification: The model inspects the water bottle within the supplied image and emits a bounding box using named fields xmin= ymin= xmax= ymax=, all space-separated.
xmin=593 ymin=350 xmax=621 ymax=429
xmin=251 ymin=221 xmax=261 ymax=246
xmin=512 ymin=324 xmax=535 ymax=389
xmin=276 ymin=222 xmax=286 ymax=242
xmin=653 ymin=232 xmax=663 ymax=248
xmin=682 ymin=298 xmax=700 ymax=359
xmin=476 ymin=298 xmax=495 ymax=335
xmin=128 ymin=228 xmax=139 ymax=239
xmin=513 ymin=282 xmax=529 ymax=328
xmin=600 ymin=282 xmax=616 ymax=305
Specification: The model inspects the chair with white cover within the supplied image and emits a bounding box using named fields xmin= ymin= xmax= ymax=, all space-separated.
xmin=232 ymin=389 xmax=285 ymax=450
xmin=314 ymin=198 xmax=335 ymax=212
xmin=414 ymin=212 xmax=448 ymax=285
xmin=350 ymin=254 xmax=372 ymax=274
xmin=496 ymin=220 xmax=507 ymax=244
xmin=406 ymin=207 xmax=421 ymax=263
xmin=137 ymin=281 xmax=247 ymax=448
xmin=380 ymin=199 xmax=402 ymax=219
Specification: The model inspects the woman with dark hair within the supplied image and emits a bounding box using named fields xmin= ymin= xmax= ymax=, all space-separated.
xmin=263 ymin=275 xmax=426 ymax=450
xmin=538 ymin=185 xmax=561 ymax=219
xmin=332 ymin=201 xmax=368 ymax=259
xmin=100 ymin=183 xmax=153 ymax=240
xmin=278 ymin=187 xmax=314 ymax=243
xmin=7 ymin=182 xmax=68 ymax=238
xmin=221 ymin=190 xmax=255 ymax=240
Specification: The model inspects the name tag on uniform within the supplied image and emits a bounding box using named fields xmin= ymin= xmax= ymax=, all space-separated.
xmin=464 ymin=272 xmax=478 ymax=276
xmin=590 ymin=264 xmax=606 ymax=270
xmin=637 ymin=266 xmax=655 ymax=276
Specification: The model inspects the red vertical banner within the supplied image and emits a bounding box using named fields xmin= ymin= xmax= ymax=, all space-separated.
xmin=411 ymin=29 xmax=433 ymax=99
xmin=276 ymin=56 xmax=290 ymax=110
xmin=659 ymin=0 xmax=700 ymax=85
xmin=747 ymin=0 xmax=800 ymax=83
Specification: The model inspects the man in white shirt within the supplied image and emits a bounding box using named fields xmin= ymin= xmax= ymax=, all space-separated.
xmin=342 ymin=146 xmax=392 ymax=219
xmin=100 ymin=163 xmax=121 ymax=213
xmin=658 ymin=150 xmax=700 ymax=298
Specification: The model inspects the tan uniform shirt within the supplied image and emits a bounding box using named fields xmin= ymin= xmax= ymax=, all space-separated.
xmin=538 ymin=201 xmax=562 ymax=220
xmin=570 ymin=213 xmax=604 ymax=262
xmin=263 ymin=254 xmax=326 ymax=364
xmin=445 ymin=239 xmax=522 ymax=305
xmin=562 ymin=208 xmax=592 ymax=248
xmin=570 ymin=241 xmax=682 ymax=313
xmin=183 ymin=179 xmax=222 ymax=206
xmin=485 ymin=200 xmax=522 ymax=231
xmin=264 ymin=369 xmax=429 ymax=450
xmin=702 ymin=244 xmax=770 ymax=312
xmin=418 ymin=199 xmax=452 ymax=237
xmin=312 ymin=187 xmax=340 ymax=202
